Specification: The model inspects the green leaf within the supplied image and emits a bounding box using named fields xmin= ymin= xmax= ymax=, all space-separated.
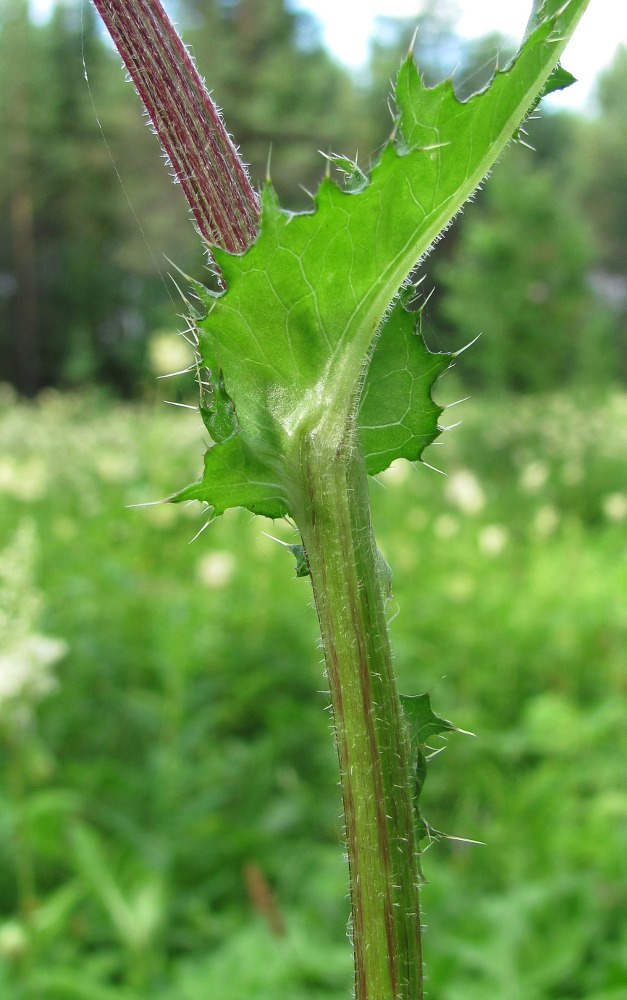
xmin=358 ymin=297 xmax=452 ymax=475
xmin=400 ymin=692 xmax=460 ymax=752
xmin=287 ymin=543 xmax=310 ymax=578
xmin=175 ymin=431 xmax=290 ymax=517
xmin=400 ymin=692 xmax=475 ymax=847
xmin=541 ymin=62 xmax=577 ymax=97
xmin=174 ymin=0 xmax=589 ymax=518
xmin=327 ymin=153 xmax=369 ymax=193
xmin=515 ymin=63 xmax=577 ymax=141
xmin=198 ymin=364 xmax=238 ymax=444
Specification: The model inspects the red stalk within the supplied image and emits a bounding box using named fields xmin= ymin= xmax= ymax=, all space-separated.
xmin=91 ymin=0 xmax=260 ymax=253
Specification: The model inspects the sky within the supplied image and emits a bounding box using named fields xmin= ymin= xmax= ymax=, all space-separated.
xmin=291 ymin=0 xmax=627 ymax=111
xmin=28 ymin=0 xmax=627 ymax=111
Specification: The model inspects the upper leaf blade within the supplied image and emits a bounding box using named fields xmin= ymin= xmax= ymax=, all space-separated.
xmin=174 ymin=0 xmax=590 ymax=517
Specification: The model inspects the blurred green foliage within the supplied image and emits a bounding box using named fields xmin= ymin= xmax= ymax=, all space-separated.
xmin=0 ymin=385 xmax=625 ymax=997
xmin=435 ymin=145 xmax=616 ymax=391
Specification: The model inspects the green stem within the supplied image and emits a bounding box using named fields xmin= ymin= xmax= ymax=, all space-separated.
xmin=292 ymin=426 xmax=422 ymax=1000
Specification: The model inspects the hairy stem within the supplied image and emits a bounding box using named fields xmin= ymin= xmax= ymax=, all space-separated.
xmin=91 ymin=0 xmax=259 ymax=251
xmin=293 ymin=428 xmax=422 ymax=1000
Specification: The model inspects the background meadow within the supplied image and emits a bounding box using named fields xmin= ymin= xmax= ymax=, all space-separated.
xmin=1 ymin=385 xmax=625 ymax=999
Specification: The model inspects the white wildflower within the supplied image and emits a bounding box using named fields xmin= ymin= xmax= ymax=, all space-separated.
xmin=0 ymin=456 xmax=47 ymax=502
xmin=448 ymin=574 xmax=475 ymax=602
xmin=434 ymin=514 xmax=459 ymax=539
xmin=144 ymin=503 xmax=177 ymax=528
xmin=0 ymin=636 xmax=66 ymax=705
xmin=478 ymin=524 xmax=509 ymax=556
xmin=149 ymin=330 xmax=191 ymax=377
xmin=532 ymin=504 xmax=560 ymax=537
xmin=445 ymin=469 xmax=485 ymax=515
xmin=520 ymin=460 xmax=549 ymax=494
xmin=382 ymin=460 xmax=409 ymax=485
xmin=603 ymin=492 xmax=627 ymax=523
xmin=196 ymin=551 xmax=235 ymax=588
xmin=95 ymin=451 xmax=137 ymax=483
xmin=0 ymin=522 xmax=67 ymax=714
xmin=0 ymin=921 xmax=28 ymax=960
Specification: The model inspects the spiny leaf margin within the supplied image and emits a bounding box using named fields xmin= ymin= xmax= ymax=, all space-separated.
xmin=400 ymin=692 xmax=475 ymax=850
xmin=172 ymin=0 xmax=589 ymax=519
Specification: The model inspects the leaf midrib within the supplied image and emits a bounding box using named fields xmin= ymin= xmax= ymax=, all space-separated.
xmin=315 ymin=5 xmax=586 ymax=436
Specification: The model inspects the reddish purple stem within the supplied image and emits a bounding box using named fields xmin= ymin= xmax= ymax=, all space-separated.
xmin=92 ymin=0 xmax=260 ymax=253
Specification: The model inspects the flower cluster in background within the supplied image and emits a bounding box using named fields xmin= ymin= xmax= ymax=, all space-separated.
xmin=0 ymin=520 xmax=67 ymax=720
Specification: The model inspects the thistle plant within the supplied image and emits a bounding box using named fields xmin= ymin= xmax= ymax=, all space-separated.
xmin=92 ymin=1 xmax=590 ymax=995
